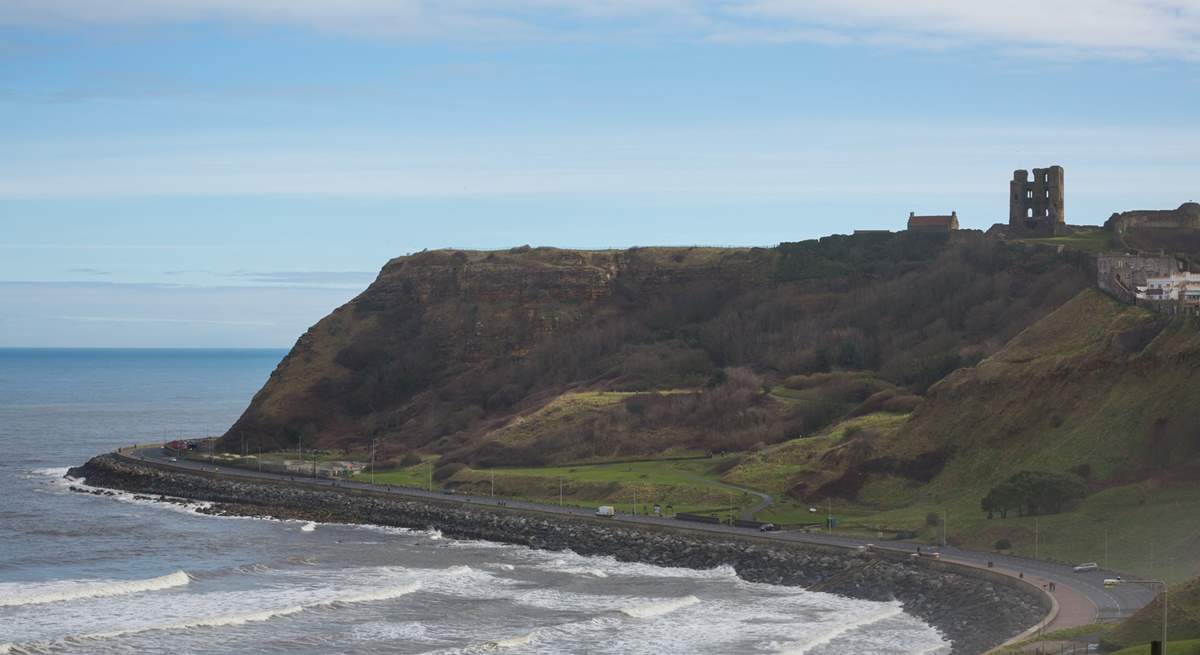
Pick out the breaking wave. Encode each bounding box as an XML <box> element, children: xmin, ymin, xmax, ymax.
<box><xmin>774</xmin><ymin>602</ymin><xmax>905</xmax><ymax>654</ymax></box>
<box><xmin>2</xmin><ymin>582</ymin><xmax>423</xmax><ymax>652</ymax></box>
<box><xmin>0</xmin><ymin>570</ymin><xmax>190</xmax><ymax>608</ymax></box>
<box><xmin>619</xmin><ymin>595</ymin><xmax>701</xmax><ymax>619</ymax></box>
<box><xmin>330</xmin><ymin>582</ymin><xmax>422</xmax><ymax>606</ymax></box>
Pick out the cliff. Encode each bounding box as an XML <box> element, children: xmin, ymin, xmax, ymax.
<box><xmin>222</xmin><ymin>233</ymin><xmax>1092</xmax><ymax>463</ymax></box>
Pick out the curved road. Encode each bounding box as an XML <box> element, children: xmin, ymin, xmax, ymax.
<box><xmin>121</xmin><ymin>445</ymin><xmax>1154</xmax><ymax>633</ymax></box>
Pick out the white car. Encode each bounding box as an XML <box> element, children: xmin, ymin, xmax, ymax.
<box><xmin>1073</xmin><ymin>562</ymin><xmax>1099</xmax><ymax>573</ymax></box>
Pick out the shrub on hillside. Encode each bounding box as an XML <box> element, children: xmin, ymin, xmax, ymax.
<box><xmin>400</xmin><ymin>452</ymin><xmax>423</xmax><ymax>467</ymax></box>
<box><xmin>981</xmin><ymin>470</ymin><xmax>1087</xmax><ymax>518</ymax></box>
<box><xmin>433</xmin><ymin>462</ymin><xmax>467</xmax><ymax>482</ymax></box>
<box><xmin>711</xmin><ymin>455</ymin><xmax>746</xmax><ymax>476</ymax></box>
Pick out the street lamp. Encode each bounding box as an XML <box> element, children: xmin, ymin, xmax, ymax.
<box><xmin>1111</xmin><ymin>578</ymin><xmax>1168</xmax><ymax>650</ymax></box>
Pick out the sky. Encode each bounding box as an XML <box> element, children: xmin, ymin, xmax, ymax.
<box><xmin>2</xmin><ymin>1</ymin><xmax>1199</xmax><ymax>347</ymax></box>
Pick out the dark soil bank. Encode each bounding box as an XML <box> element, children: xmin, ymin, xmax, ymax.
<box><xmin>69</xmin><ymin>454</ymin><xmax>1044</xmax><ymax>654</ymax></box>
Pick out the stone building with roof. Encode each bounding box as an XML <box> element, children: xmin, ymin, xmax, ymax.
<box><xmin>907</xmin><ymin>211</ymin><xmax>959</xmax><ymax>233</ymax></box>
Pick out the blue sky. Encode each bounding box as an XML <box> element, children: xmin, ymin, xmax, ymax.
<box><xmin>2</xmin><ymin>1</ymin><xmax>1199</xmax><ymax>347</ymax></box>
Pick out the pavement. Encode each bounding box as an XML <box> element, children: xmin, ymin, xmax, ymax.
<box><xmin>121</xmin><ymin>444</ymin><xmax>1155</xmax><ymax>634</ymax></box>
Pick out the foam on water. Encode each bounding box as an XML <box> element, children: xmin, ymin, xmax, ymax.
<box><xmin>84</xmin><ymin>603</ymin><xmax>309</xmax><ymax>640</ymax></box>
<box><xmin>50</xmin><ymin>471</ymin><xmax>215</xmax><ymax>516</ymax></box>
<box><xmin>482</xmin><ymin>630</ymin><xmax>538</xmax><ymax>650</ymax></box>
<box><xmin>3</xmin><ymin>581</ymin><xmax>423</xmax><ymax>652</ymax></box>
<box><xmin>300</xmin><ymin>521</ymin><xmax>317</xmax><ymax>532</ymax></box>
<box><xmin>773</xmin><ymin>601</ymin><xmax>905</xmax><ymax>654</ymax></box>
<box><xmin>331</xmin><ymin>582</ymin><xmax>422</xmax><ymax>605</ymax></box>
<box><xmin>0</xmin><ymin>570</ymin><xmax>190</xmax><ymax>608</ymax></box>
<box><xmin>526</xmin><ymin>549</ymin><xmax>740</xmax><ymax>581</ymax></box>
<box><xmin>618</xmin><ymin>594</ymin><xmax>701</xmax><ymax>618</ymax></box>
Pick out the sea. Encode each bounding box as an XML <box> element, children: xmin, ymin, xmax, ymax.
<box><xmin>0</xmin><ymin>348</ymin><xmax>950</xmax><ymax>654</ymax></box>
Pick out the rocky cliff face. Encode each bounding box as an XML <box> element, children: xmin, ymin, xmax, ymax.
<box><xmin>224</xmin><ymin>246</ymin><xmax>765</xmax><ymax>453</ymax></box>
<box><xmin>222</xmin><ymin>235</ymin><xmax>1091</xmax><ymax>461</ymax></box>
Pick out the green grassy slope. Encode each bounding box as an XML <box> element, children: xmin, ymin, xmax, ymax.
<box><xmin>722</xmin><ymin>290</ymin><xmax>1200</xmax><ymax>579</ymax></box>
<box><xmin>1106</xmin><ymin>577</ymin><xmax>1200</xmax><ymax>651</ymax></box>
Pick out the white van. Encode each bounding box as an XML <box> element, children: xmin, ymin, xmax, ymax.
<box><xmin>596</xmin><ymin>506</ymin><xmax>615</xmax><ymax>517</ymax></box>
<box><xmin>1072</xmin><ymin>562</ymin><xmax>1099</xmax><ymax>573</ymax></box>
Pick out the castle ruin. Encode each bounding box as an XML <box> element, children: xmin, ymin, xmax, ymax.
<box><xmin>1009</xmin><ymin>165</ymin><xmax>1065</xmax><ymax>237</ymax></box>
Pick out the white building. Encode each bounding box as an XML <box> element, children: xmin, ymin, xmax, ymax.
<box><xmin>1135</xmin><ymin>272</ymin><xmax>1200</xmax><ymax>302</ymax></box>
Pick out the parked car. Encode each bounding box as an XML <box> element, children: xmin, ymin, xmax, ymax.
<box><xmin>441</xmin><ymin>488</ymin><xmax>456</xmax><ymax>495</ymax></box>
<box><xmin>1073</xmin><ymin>562</ymin><xmax>1099</xmax><ymax>573</ymax></box>
<box><xmin>759</xmin><ymin>523</ymin><xmax>779</xmax><ymax>532</ymax></box>
<box><xmin>596</xmin><ymin>506</ymin><xmax>615</xmax><ymax>517</ymax></box>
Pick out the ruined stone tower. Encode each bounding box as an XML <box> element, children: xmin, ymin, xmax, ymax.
<box><xmin>1009</xmin><ymin>165</ymin><xmax>1064</xmax><ymax>237</ymax></box>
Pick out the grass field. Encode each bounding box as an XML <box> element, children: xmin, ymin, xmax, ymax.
<box><xmin>1110</xmin><ymin>639</ymin><xmax>1200</xmax><ymax>655</ymax></box>
<box><xmin>353</xmin><ymin>454</ymin><xmax>751</xmax><ymax>515</ymax></box>
<box><xmin>351</xmin><ymin>455</ymin><xmax>441</xmax><ymax>489</ymax></box>
<box><xmin>1016</xmin><ymin>229</ymin><xmax>1116</xmax><ymax>253</ymax></box>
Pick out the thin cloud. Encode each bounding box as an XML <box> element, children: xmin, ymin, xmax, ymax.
<box><xmin>227</xmin><ymin>270</ymin><xmax>377</xmax><ymax>286</ymax></box>
<box><xmin>59</xmin><ymin>315</ymin><xmax>278</xmax><ymax>327</ymax></box>
<box><xmin>1</xmin><ymin>1</ymin><xmax>1199</xmax><ymax>59</ymax></box>
<box><xmin>0</xmin><ymin>243</ymin><xmax>221</xmax><ymax>249</ymax></box>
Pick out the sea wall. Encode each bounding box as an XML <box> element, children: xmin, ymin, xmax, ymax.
<box><xmin>68</xmin><ymin>454</ymin><xmax>1045</xmax><ymax>654</ymax></box>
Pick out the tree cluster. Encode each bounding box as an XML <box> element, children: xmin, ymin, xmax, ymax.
<box><xmin>981</xmin><ymin>470</ymin><xmax>1087</xmax><ymax>518</ymax></box>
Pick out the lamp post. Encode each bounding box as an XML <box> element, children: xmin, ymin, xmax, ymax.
<box><xmin>369</xmin><ymin>438</ymin><xmax>375</xmax><ymax>486</ymax></box>
<box><xmin>1114</xmin><ymin>579</ymin><xmax>1168</xmax><ymax>650</ymax></box>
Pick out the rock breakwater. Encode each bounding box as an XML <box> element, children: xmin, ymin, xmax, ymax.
<box><xmin>68</xmin><ymin>454</ymin><xmax>1043</xmax><ymax>654</ymax></box>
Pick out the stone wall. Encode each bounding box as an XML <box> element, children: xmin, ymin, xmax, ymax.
<box><xmin>1097</xmin><ymin>255</ymin><xmax>1178</xmax><ymax>303</ymax></box>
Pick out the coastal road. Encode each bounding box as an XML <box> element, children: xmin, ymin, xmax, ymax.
<box><xmin>124</xmin><ymin>445</ymin><xmax>1155</xmax><ymax>632</ymax></box>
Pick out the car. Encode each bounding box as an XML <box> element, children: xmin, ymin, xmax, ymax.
<box><xmin>1103</xmin><ymin>577</ymin><xmax>1123</xmax><ymax>588</ymax></box>
<box><xmin>596</xmin><ymin>506</ymin><xmax>616</xmax><ymax>517</ymax></box>
<box><xmin>169</xmin><ymin>457</ymin><xmax>178</xmax><ymax>462</ymax></box>
<box><xmin>441</xmin><ymin>488</ymin><xmax>456</xmax><ymax>495</ymax></box>
<box><xmin>1073</xmin><ymin>562</ymin><xmax>1099</xmax><ymax>573</ymax></box>
<box><xmin>758</xmin><ymin>523</ymin><xmax>778</xmax><ymax>532</ymax></box>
